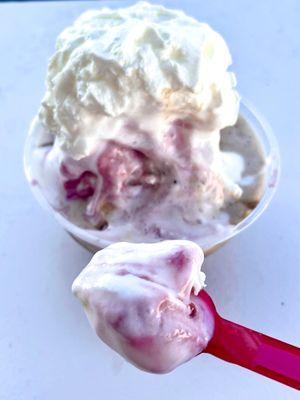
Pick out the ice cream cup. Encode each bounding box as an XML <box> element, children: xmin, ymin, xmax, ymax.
<box><xmin>24</xmin><ymin>99</ymin><xmax>280</xmax><ymax>256</ymax></box>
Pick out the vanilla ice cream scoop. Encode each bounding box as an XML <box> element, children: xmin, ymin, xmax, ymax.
<box><xmin>40</xmin><ymin>1</ymin><xmax>238</xmax><ymax>158</ymax></box>
<box><xmin>26</xmin><ymin>2</ymin><xmax>266</xmax><ymax>249</ymax></box>
<box><xmin>72</xmin><ymin>240</ymin><xmax>214</xmax><ymax>373</ymax></box>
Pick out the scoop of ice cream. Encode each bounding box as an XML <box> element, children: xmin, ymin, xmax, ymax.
<box><xmin>39</xmin><ymin>1</ymin><xmax>239</xmax><ymax>158</ymax></box>
<box><xmin>28</xmin><ymin>2</ymin><xmax>249</xmax><ymax>247</ymax></box>
<box><xmin>72</xmin><ymin>240</ymin><xmax>214</xmax><ymax>373</ymax></box>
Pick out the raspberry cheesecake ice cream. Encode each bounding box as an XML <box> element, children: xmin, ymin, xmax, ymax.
<box><xmin>25</xmin><ymin>2</ymin><xmax>266</xmax><ymax>249</ymax></box>
<box><xmin>72</xmin><ymin>240</ymin><xmax>213</xmax><ymax>373</ymax></box>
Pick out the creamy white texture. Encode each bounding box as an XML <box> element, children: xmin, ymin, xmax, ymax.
<box><xmin>27</xmin><ymin>2</ymin><xmax>260</xmax><ymax>246</ymax></box>
<box><xmin>72</xmin><ymin>240</ymin><xmax>213</xmax><ymax>373</ymax></box>
<box><xmin>39</xmin><ymin>1</ymin><xmax>239</xmax><ymax>158</ymax></box>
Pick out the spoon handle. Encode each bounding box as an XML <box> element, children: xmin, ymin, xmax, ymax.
<box><xmin>205</xmin><ymin>316</ymin><xmax>300</xmax><ymax>390</ymax></box>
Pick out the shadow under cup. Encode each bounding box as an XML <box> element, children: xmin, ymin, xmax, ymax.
<box><xmin>24</xmin><ymin>100</ymin><xmax>280</xmax><ymax>256</ymax></box>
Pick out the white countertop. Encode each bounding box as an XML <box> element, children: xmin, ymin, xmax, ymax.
<box><xmin>0</xmin><ymin>1</ymin><xmax>299</xmax><ymax>399</ymax></box>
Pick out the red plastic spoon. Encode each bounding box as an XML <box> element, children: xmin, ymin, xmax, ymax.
<box><xmin>198</xmin><ymin>291</ymin><xmax>300</xmax><ymax>390</ymax></box>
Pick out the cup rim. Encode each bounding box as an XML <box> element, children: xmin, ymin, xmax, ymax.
<box><xmin>24</xmin><ymin>99</ymin><xmax>281</xmax><ymax>253</ymax></box>
<box><xmin>226</xmin><ymin>99</ymin><xmax>281</xmax><ymax>240</ymax></box>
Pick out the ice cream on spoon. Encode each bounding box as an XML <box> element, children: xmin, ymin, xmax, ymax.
<box><xmin>72</xmin><ymin>240</ymin><xmax>213</xmax><ymax>373</ymax></box>
<box><xmin>73</xmin><ymin>240</ymin><xmax>300</xmax><ymax>389</ymax></box>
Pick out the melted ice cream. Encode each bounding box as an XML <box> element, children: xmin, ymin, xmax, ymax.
<box><xmin>72</xmin><ymin>240</ymin><xmax>213</xmax><ymax>373</ymax></box>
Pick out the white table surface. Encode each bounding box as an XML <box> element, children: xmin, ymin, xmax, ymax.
<box><xmin>0</xmin><ymin>1</ymin><xmax>299</xmax><ymax>399</ymax></box>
